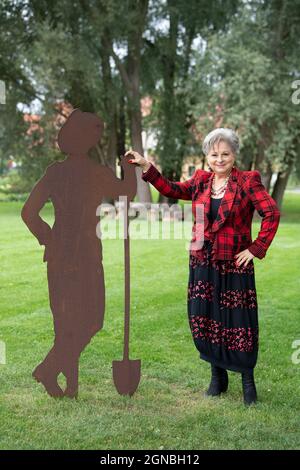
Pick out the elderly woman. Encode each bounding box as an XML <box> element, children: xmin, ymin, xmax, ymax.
<box><xmin>125</xmin><ymin>128</ymin><xmax>280</xmax><ymax>406</ymax></box>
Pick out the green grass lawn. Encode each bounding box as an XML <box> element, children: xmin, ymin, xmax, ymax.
<box><xmin>0</xmin><ymin>191</ymin><xmax>299</xmax><ymax>450</ymax></box>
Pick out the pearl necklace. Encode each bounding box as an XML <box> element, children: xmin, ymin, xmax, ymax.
<box><xmin>211</xmin><ymin>171</ymin><xmax>232</xmax><ymax>197</ymax></box>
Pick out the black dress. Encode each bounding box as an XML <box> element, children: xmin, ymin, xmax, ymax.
<box><xmin>187</xmin><ymin>197</ymin><xmax>259</xmax><ymax>373</ymax></box>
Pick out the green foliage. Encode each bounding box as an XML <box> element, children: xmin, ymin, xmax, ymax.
<box><xmin>0</xmin><ymin>0</ymin><xmax>299</xmax><ymax>194</ymax></box>
<box><xmin>189</xmin><ymin>1</ymin><xmax>300</xmax><ymax>174</ymax></box>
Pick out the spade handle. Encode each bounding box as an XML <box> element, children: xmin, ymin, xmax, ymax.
<box><xmin>123</xmin><ymin>197</ymin><xmax>130</xmax><ymax>361</ymax></box>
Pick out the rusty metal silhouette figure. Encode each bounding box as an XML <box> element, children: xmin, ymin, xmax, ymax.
<box><xmin>21</xmin><ymin>109</ymin><xmax>137</xmax><ymax>398</ymax></box>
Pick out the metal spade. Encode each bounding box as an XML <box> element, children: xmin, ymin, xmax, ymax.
<box><xmin>112</xmin><ymin>196</ymin><xmax>141</xmax><ymax>396</ymax></box>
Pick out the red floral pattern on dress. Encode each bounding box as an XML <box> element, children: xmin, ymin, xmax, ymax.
<box><xmin>188</xmin><ymin>280</ymin><xmax>214</xmax><ymax>301</ymax></box>
<box><xmin>189</xmin><ymin>252</ymin><xmax>210</xmax><ymax>269</ymax></box>
<box><xmin>189</xmin><ymin>315</ymin><xmax>258</xmax><ymax>353</ymax></box>
<box><xmin>189</xmin><ymin>253</ymin><xmax>254</xmax><ymax>274</ymax></box>
<box><xmin>218</xmin><ymin>259</ymin><xmax>254</xmax><ymax>275</ymax></box>
<box><xmin>220</xmin><ymin>289</ymin><xmax>257</xmax><ymax>309</ymax></box>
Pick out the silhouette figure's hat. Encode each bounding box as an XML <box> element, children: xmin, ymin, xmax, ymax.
<box><xmin>57</xmin><ymin>108</ymin><xmax>104</xmax><ymax>155</ymax></box>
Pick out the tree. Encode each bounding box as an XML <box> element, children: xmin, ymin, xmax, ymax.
<box><xmin>188</xmin><ymin>0</ymin><xmax>300</xmax><ymax>208</ymax></box>
<box><xmin>142</xmin><ymin>0</ymin><xmax>239</xmax><ymax>203</ymax></box>
<box><xmin>99</xmin><ymin>0</ymin><xmax>152</xmax><ymax>202</ymax></box>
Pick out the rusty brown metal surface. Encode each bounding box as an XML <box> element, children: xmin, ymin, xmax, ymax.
<box><xmin>21</xmin><ymin>109</ymin><xmax>138</xmax><ymax>398</ymax></box>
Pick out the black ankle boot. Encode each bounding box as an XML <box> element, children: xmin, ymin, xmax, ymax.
<box><xmin>241</xmin><ymin>370</ymin><xmax>257</xmax><ymax>405</ymax></box>
<box><xmin>205</xmin><ymin>364</ymin><xmax>228</xmax><ymax>396</ymax></box>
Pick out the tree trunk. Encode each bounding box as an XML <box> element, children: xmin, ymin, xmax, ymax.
<box><xmin>262</xmin><ymin>160</ymin><xmax>273</xmax><ymax>193</ymax></box>
<box><xmin>157</xmin><ymin>3</ymin><xmax>197</xmax><ymax>206</ymax></box>
<box><xmin>271</xmin><ymin>158</ymin><xmax>294</xmax><ymax>210</ymax></box>
<box><xmin>108</xmin><ymin>0</ymin><xmax>152</xmax><ymax>203</ymax></box>
<box><xmin>117</xmin><ymin>94</ymin><xmax>126</xmax><ymax>159</ymax></box>
<box><xmin>127</xmin><ymin>78</ymin><xmax>151</xmax><ymax>202</ymax></box>
<box><xmin>100</xmin><ymin>38</ymin><xmax>119</xmax><ymax>173</ymax></box>
<box><xmin>157</xmin><ymin>3</ymin><xmax>182</xmax><ymax>206</ymax></box>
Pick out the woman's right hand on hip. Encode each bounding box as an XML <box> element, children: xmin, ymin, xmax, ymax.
<box><xmin>124</xmin><ymin>149</ymin><xmax>151</xmax><ymax>173</ymax></box>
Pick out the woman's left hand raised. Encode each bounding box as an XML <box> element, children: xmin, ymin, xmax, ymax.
<box><xmin>234</xmin><ymin>248</ymin><xmax>255</xmax><ymax>266</ymax></box>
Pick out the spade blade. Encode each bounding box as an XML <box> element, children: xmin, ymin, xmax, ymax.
<box><xmin>112</xmin><ymin>358</ymin><xmax>141</xmax><ymax>396</ymax></box>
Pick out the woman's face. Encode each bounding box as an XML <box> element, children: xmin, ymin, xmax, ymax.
<box><xmin>206</xmin><ymin>140</ymin><xmax>235</xmax><ymax>176</ymax></box>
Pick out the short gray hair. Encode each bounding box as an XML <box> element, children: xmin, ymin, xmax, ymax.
<box><xmin>202</xmin><ymin>128</ymin><xmax>239</xmax><ymax>156</ymax></box>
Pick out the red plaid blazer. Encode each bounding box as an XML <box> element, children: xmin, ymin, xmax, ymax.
<box><xmin>141</xmin><ymin>164</ymin><xmax>280</xmax><ymax>260</ymax></box>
